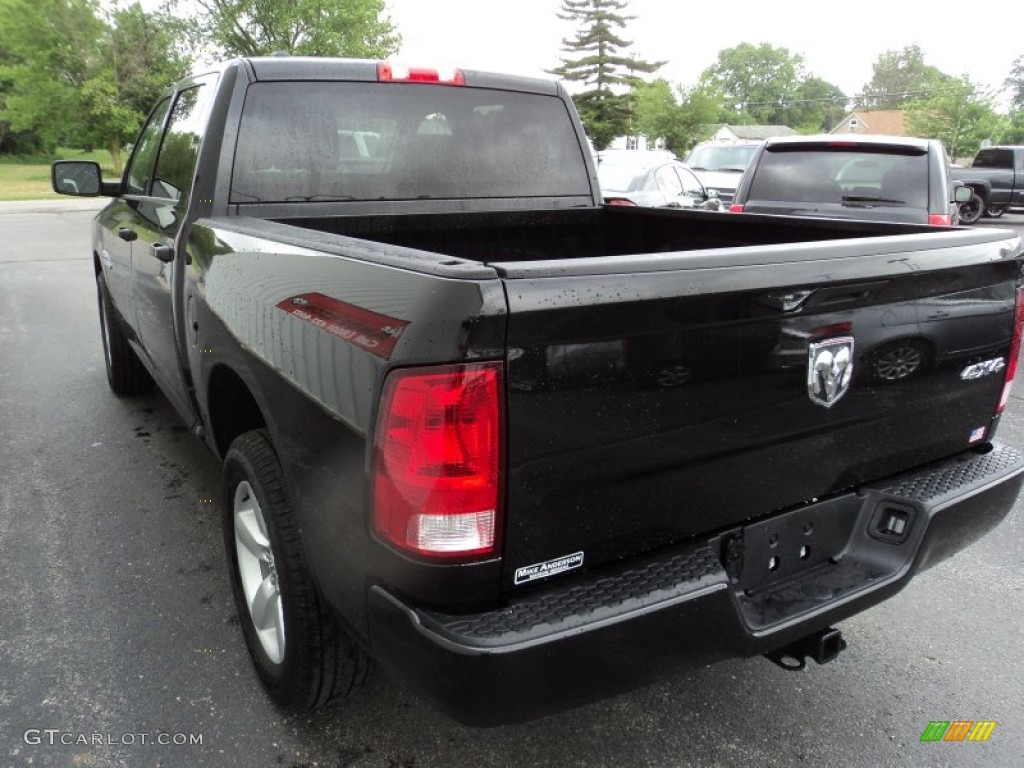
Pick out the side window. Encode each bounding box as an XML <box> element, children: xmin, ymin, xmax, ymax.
<box><xmin>973</xmin><ymin>149</ymin><xmax>1013</xmax><ymax>169</ymax></box>
<box><xmin>123</xmin><ymin>97</ymin><xmax>172</xmax><ymax>196</ymax></box>
<box><xmin>152</xmin><ymin>83</ymin><xmax>214</xmax><ymax>209</ymax></box>
<box><xmin>656</xmin><ymin>166</ymin><xmax>684</xmax><ymax>197</ymax></box>
<box><xmin>676</xmin><ymin>167</ymin><xmax>705</xmax><ymax>198</ymax></box>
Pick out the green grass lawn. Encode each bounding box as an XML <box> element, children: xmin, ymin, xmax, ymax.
<box><xmin>0</xmin><ymin>149</ymin><xmax>117</xmax><ymax>201</ymax></box>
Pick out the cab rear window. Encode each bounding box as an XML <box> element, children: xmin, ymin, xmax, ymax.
<box><xmin>230</xmin><ymin>82</ymin><xmax>591</xmax><ymax>204</ymax></box>
<box><xmin>747</xmin><ymin>147</ymin><xmax>929</xmax><ymax>208</ymax></box>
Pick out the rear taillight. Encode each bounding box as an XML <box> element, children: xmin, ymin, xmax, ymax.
<box><xmin>377</xmin><ymin>62</ymin><xmax>465</xmax><ymax>85</ymax></box>
<box><xmin>728</xmin><ymin>204</ymin><xmax>745</xmax><ymax>213</ymax></box>
<box><xmin>373</xmin><ymin>362</ymin><xmax>502</xmax><ymax>559</ymax></box>
<box><xmin>997</xmin><ymin>284</ymin><xmax>1024</xmax><ymax>414</ymax></box>
<box><xmin>605</xmin><ymin>198</ymin><xmax>637</xmax><ymax>207</ymax></box>
<box><xmin>928</xmin><ymin>214</ymin><xmax>952</xmax><ymax>226</ymax></box>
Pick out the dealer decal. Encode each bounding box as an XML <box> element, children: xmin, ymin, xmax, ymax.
<box><xmin>514</xmin><ymin>551</ymin><xmax>584</xmax><ymax>585</ymax></box>
<box><xmin>276</xmin><ymin>293</ymin><xmax>408</xmax><ymax>360</ymax></box>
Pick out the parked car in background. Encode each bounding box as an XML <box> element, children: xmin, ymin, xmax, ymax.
<box><xmin>597</xmin><ymin>151</ymin><xmax>721</xmax><ymax>210</ymax></box>
<box><xmin>950</xmin><ymin>145</ymin><xmax>1024</xmax><ymax>224</ymax></box>
<box><xmin>729</xmin><ymin>135</ymin><xmax>971</xmax><ymax>226</ymax></box>
<box><xmin>683</xmin><ymin>140</ymin><xmax>761</xmax><ymax>206</ymax></box>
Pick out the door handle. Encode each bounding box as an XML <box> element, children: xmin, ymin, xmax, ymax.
<box><xmin>152</xmin><ymin>243</ymin><xmax>174</xmax><ymax>263</ymax></box>
<box><xmin>117</xmin><ymin>228</ymin><xmax>138</xmax><ymax>242</ymax></box>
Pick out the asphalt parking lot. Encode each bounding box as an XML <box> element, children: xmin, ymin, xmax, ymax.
<box><xmin>1</xmin><ymin>201</ymin><xmax>1023</xmax><ymax>767</ymax></box>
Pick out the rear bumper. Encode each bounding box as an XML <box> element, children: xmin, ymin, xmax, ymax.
<box><xmin>367</xmin><ymin>443</ymin><xmax>1024</xmax><ymax>726</ymax></box>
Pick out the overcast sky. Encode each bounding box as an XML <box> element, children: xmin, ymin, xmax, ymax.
<box><xmin>384</xmin><ymin>0</ymin><xmax>1019</xmax><ymax>107</ymax></box>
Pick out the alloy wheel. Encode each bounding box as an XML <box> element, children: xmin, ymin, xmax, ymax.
<box><xmin>233</xmin><ymin>480</ymin><xmax>286</xmax><ymax>665</ymax></box>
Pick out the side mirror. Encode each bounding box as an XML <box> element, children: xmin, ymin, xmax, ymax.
<box><xmin>954</xmin><ymin>185</ymin><xmax>973</xmax><ymax>203</ymax></box>
<box><xmin>51</xmin><ymin>161</ymin><xmax>103</xmax><ymax>197</ymax></box>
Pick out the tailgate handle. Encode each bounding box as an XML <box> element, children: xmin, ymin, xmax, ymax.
<box><xmin>816</xmin><ymin>289</ymin><xmax>871</xmax><ymax>306</ymax></box>
<box><xmin>809</xmin><ymin>280</ymin><xmax>890</xmax><ymax>308</ymax></box>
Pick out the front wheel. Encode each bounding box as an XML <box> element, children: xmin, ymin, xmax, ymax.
<box><xmin>96</xmin><ymin>272</ymin><xmax>152</xmax><ymax>394</ymax></box>
<box><xmin>222</xmin><ymin>430</ymin><xmax>368</xmax><ymax>708</ymax></box>
<box><xmin>958</xmin><ymin>193</ymin><xmax>984</xmax><ymax>225</ymax></box>
<box><xmin>984</xmin><ymin>206</ymin><xmax>1005</xmax><ymax>218</ymax></box>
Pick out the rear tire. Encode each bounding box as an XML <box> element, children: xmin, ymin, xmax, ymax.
<box><xmin>96</xmin><ymin>272</ymin><xmax>153</xmax><ymax>395</ymax></box>
<box><xmin>222</xmin><ymin>429</ymin><xmax>368</xmax><ymax>709</ymax></box>
<box><xmin>958</xmin><ymin>193</ymin><xmax>984</xmax><ymax>225</ymax></box>
<box><xmin>984</xmin><ymin>206</ymin><xmax>1005</xmax><ymax>218</ymax></box>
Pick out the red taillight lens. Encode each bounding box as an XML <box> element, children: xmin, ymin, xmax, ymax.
<box><xmin>997</xmin><ymin>284</ymin><xmax>1024</xmax><ymax>413</ymax></box>
<box><xmin>728</xmin><ymin>204</ymin><xmax>745</xmax><ymax>213</ymax></box>
<box><xmin>377</xmin><ymin>62</ymin><xmax>465</xmax><ymax>85</ymax></box>
<box><xmin>605</xmin><ymin>198</ymin><xmax>637</xmax><ymax>207</ymax></box>
<box><xmin>928</xmin><ymin>214</ymin><xmax>952</xmax><ymax>226</ymax></box>
<box><xmin>373</xmin><ymin>362</ymin><xmax>502</xmax><ymax>559</ymax></box>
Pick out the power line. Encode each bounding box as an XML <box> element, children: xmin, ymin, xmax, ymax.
<box><xmin>734</xmin><ymin>85</ymin><xmax>1007</xmax><ymax>108</ymax></box>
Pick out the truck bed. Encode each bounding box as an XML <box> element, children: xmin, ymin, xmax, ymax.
<box><xmin>198</xmin><ymin>207</ymin><xmax>1023</xmax><ymax>591</ymax></box>
<box><xmin>258</xmin><ymin>205</ymin><xmax>952</xmax><ymax>264</ymax></box>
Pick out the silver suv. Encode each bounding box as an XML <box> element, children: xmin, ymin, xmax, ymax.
<box><xmin>682</xmin><ymin>141</ymin><xmax>761</xmax><ymax>205</ymax></box>
<box><xmin>730</xmin><ymin>135</ymin><xmax>972</xmax><ymax>226</ymax></box>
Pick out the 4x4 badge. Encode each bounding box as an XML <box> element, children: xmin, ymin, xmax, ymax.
<box><xmin>808</xmin><ymin>337</ymin><xmax>854</xmax><ymax>408</ymax></box>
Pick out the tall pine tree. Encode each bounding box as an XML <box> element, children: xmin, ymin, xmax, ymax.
<box><xmin>549</xmin><ymin>0</ymin><xmax>661</xmax><ymax>150</ymax></box>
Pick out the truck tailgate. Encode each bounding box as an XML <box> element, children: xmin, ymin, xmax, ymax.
<box><xmin>492</xmin><ymin>230</ymin><xmax>1022</xmax><ymax>590</ymax></box>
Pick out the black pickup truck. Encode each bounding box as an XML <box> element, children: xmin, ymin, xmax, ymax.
<box><xmin>951</xmin><ymin>145</ymin><xmax>1024</xmax><ymax>224</ymax></box>
<box><xmin>52</xmin><ymin>57</ymin><xmax>1024</xmax><ymax>726</ymax></box>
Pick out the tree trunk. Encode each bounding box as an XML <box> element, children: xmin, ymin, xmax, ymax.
<box><xmin>109</xmin><ymin>140</ymin><xmax>123</xmax><ymax>176</ymax></box>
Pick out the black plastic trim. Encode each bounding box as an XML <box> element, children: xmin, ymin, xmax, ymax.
<box><xmin>366</xmin><ymin>442</ymin><xmax>1024</xmax><ymax>725</ymax></box>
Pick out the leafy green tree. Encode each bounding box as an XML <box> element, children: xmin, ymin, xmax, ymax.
<box><xmin>856</xmin><ymin>45</ymin><xmax>954</xmax><ymax>109</ymax></box>
<box><xmin>631</xmin><ymin>79</ymin><xmax>681</xmax><ymax>149</ymax></box>
<box><xmin>632</xmin><ymin>79</ymin><xmax>729</xmax><ymax>153</ymax></box>
<box><xmin>995</xmin><ymin>111</ymin><xmax>1024</xmax><ymax>144</ymax></box>
<box><xmin>1006</xmin><ymin>54</ymin><xmax>1024</xmax><ymax>112</ymax></box>
<box><xmin>698</xmin><ymin>43</ymin><xmax>807</xmax><ymax>125</ymax></box>
<box><xmin>1007</xmin><ymin>52</ymin><xmax>1024</xmax><ymax>131</ymax></box>
<box><xmin>0</xmin><ymin>0</ymin><xmax>103</xmax><ymax>152</ymax></box>
<box><xmin>82</xmin><ymin>3</ymin><xmax>191</xmax><ymax>172</ymax></box>
<box><xmin>904</xmin><ymin>76</ymin><xmax>1001</xmax><ymax>159</ymax></box>
<box><xmin>194</xmin><ymin>0</ymin><xmax>399</xmax><ymax>58</ymax></box>
<box><xmin>550</xmin><ymin>0</ymin><xmax>662</xmax><ymax>150</ymax></box>
<box><xmin>788</xmin><ymin>77</ymin><xmax>848</xmax><ymax>133</ymax></box>
<box><xmin>992</xmin><ymin>54</ymin><xmax>1024</xmax><ymax>144</ymax></box>
<box><xmin>0</xmin><ymin>0</ymin><xmax>188</xmax><ymax>170</ymax></box>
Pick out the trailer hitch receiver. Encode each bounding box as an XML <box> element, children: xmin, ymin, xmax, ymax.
<box><xmin>764</xmin><ymin>627</ymin><xmax>846</xmax><ymax>671</ymax></box>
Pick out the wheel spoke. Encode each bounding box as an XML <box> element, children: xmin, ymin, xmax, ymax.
<box><xmin>273</xmin><ymin>602</ymin><xmax>286</xmax><ymax>660</ymax></box>
<box><xmin>250</xmin><ymin>575</ymin><xmax>280</xmax><ymax>631</ymax></box>
<box><xmin>235</xmin><ymin>508</ymin><xmax>269</xmax><ymax>559</ymax></box>
<box><xmin>232</xmin><ymin>475</ymin><xmax>286</xmax><ymax>664</ymax></box>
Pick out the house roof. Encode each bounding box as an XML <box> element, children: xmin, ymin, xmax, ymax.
<box><xmin>831</xmin><ymin>110</ymin><xmax>907</xmax><ymax>136</ymax></box>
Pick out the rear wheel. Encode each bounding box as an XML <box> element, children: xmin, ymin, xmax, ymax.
<box><xmin>958</xmin><ymin>193</ymin><xmax>984</xmax><ymax>225</ymax></box>
<box><xmin>223</xmin><ymin>429</ymin><xmax>368</xmax><ymax>708</ymax></box>
<box><xmin>96</xmin><ymin>272</ymin><xmax>152</xmax><ymax>394</ymax></box>
<box><xmin>984</xmin><ymin>206</ymin><xmax>1005</xmax><ymax>218</ymax></box>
